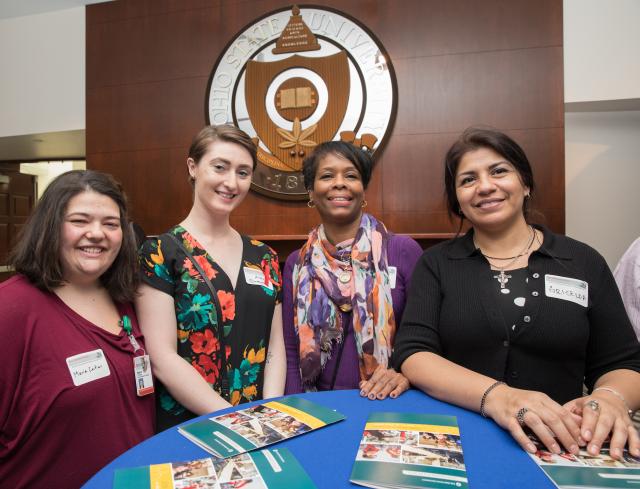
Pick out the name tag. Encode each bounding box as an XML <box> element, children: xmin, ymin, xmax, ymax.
<box><xmin>243</xmin><ymin>266</ymin><xmax>273</xmax><ymax>289</ymax></box>
<box><xmin>388</xmin><ymin>266</ymin><xmax>397</xmax><ymax>289</ymax></box>
<box><xmin>66</xmin><ymin>349</ymin><xmax>110</xmax><ymax>386</ymax></box>
<box><xmin>545</xmin><ymin>274</ymin><xmax>588</xmax><ymax>307</ymax></box>
<box><xmin>134</xmin><ymin>355</ymin><xmax>155</xmax><ymax>396</ymax></box>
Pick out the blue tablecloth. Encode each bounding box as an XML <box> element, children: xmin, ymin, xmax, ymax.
<box><xmin>82</xmin><ymin>389</ymin><xmax>554</xmax><ymax>488</ymax></box>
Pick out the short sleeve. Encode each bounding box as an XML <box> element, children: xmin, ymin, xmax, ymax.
<box><xmin>138</xmin><ymin>236</ymin><xmax>176</xmax><ymax>296</ymax></box>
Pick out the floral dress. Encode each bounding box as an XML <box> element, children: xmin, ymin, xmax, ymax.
<box><xmin>139</xmin><ymin>225</ymin><xmax>281</xmax><ymax>430</ymax></box>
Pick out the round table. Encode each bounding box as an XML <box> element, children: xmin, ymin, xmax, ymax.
<box><xmin>82</xmin><ymin>389</ymin><xmax>553</xmax><ymax>488</ymax></box>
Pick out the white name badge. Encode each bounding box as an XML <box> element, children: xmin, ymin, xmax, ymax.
<box><xmin>545</xmin><ymin>274</ymin><xmax>588</xmax><ymax>307</ymax></box>
<box><xmin>243</xmin><ymin>266</ymin><xmax>273</xmax><ymax>289</ymax></box>
<box><xmin>66</xmin><ymin>349</ymin><xmax>110</xmax><ymax>386</ymax></box>
<box><xmin>388</xmin><ymin>266</ymin><xmax>397</xmax><ymax>289</ymax></box>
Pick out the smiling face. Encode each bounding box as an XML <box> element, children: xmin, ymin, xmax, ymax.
<box><xmin>187</xmin><ymin>140</ymin><xmax>254</xmax><ymax>217</ymax></box>
<box><xmin>455</xmin><ymin>147</ymin><xmax>529</xmax><ymax>231</ymax></box>
<box><xmin>59</xmin><ymin>190</ymin><xmax>123</xmax><ymax>286</ymax></box>
<box><xmin>309</xmin><ymin>152</ymin><xmax>365</xmax><ymax>226</ymax></box>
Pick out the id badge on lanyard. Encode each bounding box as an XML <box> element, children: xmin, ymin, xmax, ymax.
<box><xmin>121</xmin><ymin>315</ymin><xmax>154</xmax><ymax>396</ymax></box>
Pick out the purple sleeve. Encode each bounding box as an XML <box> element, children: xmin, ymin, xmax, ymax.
<box><xmin>283</xmin><ymin>250</ymin><xmax>304</xmax><ymax>394</ymax></box>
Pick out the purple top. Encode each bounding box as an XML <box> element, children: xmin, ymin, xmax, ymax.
<box><xmin>283</xmin><ymin>234</ymin><xmax>423</xmax><ymax>393</ymax></box>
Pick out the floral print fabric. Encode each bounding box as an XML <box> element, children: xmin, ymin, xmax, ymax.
<box><xmin>139</xmin><ymin>225</ymin><xmax>281</xmax><ymax>430</ymax></box>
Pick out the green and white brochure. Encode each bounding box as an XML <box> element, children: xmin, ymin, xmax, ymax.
<box><xmin>113</xmin><ymin>447</ymin><xmax>317</xmax><ymax>489</ymax></box>
<box><xmin>528</xmin><ymin>435</ymin><xmax>640</xmax><ymax>488</ymax></box>
<box><xmin>178</xmin><ymin>396</ymin><xmax>345</xmax><ymax>458</ymax></box>
<box><xmin>350</xmin><ymin>412</ymin><xmax>469</xmax><ymax>489</ymax></box>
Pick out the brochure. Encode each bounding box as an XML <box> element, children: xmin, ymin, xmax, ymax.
<box><xmin>113</xmin><ymin>447</ymin><xmax>316</xmax><ymax>489</ymax></box>
<box><xmin>528</xmin><ymin>434</ymin><xmax>640</xmax><ymax>488</ymax></box>
<box><xmin>350</xmin><ymin>412</ymin><xmax>469</xmax><ymax>489</ymax></box>
<box><xmin>178</xmin><ymin>396</ymin><xmax>345</xmax><ymax>458</ymax></box>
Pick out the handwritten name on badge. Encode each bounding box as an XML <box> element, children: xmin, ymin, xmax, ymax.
<box><xmin>388</xmin><ymin>266</ymin><xmax>397</xmax><ymax>289</ymax></box>
<box><xmin>244</xmin><ymin>266</ymin><xmax>273</xmax><ymax>290</ymax></box>
<box><xmin>66</xmin><ymin>349</ymin><xmax>110</xmax><ymax>386</ymax></box>
<box><xmin>545</xmin><ymin>274</ymin><xmax>588</xmax><ymax>307</ymax></box>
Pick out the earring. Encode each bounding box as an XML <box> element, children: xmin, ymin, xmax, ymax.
<box><xmin>361</xmin><ymin>200</ymin><xmax>368</xmax><ymax>208</ymax></box>
<box><xmin>307</xmin><ymin>199</ymin><xmax>315</xmax><ymax>208</ymax></box>
<box><xmin>525</xmin><ymin>191</ymin><xmax>530</xmax><ymax>199</ymax></box>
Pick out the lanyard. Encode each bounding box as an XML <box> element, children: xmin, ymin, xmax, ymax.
<box><xmin>121</xmin><ymin>315</ymin><xmax>144</xmax><ymax>355</ymax></box>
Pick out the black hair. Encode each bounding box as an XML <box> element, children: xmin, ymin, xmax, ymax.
<box><xmin>302</xmin><ymin>141</ymin><xmax>374</xmax><ymax>191</ymax></box>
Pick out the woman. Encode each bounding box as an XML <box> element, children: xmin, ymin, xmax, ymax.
<box><xmin>0</xmin><ymin>170</ymin><xmax>154</xmax><ymax>489</ymax></box>
<box><xmin>394</xmin><ymin>127</ymin><xmax>640</xmax><ymax>460</ymax></box>
<box><xmin>137</xmin><ymin>125</ymin><xmax>285</xmax><ymax>431</ymax></box>
<box><xmin>283</xmin><ymin>141</ymin><xmax>422</xmax><ymax>398</ymax></box>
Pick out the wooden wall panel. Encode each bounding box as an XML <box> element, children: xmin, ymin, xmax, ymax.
<box><xmin>86</xmin><ymin>0</ymin><xmax>564</xmax><ymax>253</ymax></box>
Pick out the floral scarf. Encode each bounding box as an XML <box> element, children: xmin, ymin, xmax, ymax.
<box><xmin>292</xmin><ymin>213</ymin><xmax>396</xmax><ymax>389</ymax></box>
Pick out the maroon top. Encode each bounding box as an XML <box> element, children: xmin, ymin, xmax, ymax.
<box><xmin>0</xmin><ymin>275</ymin><xmax>155</xmax><ymax>489</ymax></box>
<box><xmin>283</xmin><ymin>234</ymin><xmax>423</xmax><ymax>393</ymax></box>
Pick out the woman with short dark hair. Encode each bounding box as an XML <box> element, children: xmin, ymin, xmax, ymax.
<box><xmin>0</xmin><ymin>170</ymin><xmax>154</xmax><ymax>488</ymax></box>
<box><xmin>283</xmin><ymin>141</ymin><xmax>422</xmax><ymax>397</ymax></box>
<box><xmin>137</xmin><ymin>125</ymin><xmax>285</xmax><ymax>431</ymax></box>
<box><xmin>394</xmin><ymin>127</ymin><xmax>640</xmax><ymax>460</ymax></box>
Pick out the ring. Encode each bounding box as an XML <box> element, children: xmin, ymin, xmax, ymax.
<box><xmin>516</xmin><ymin>407</ymin><xmax>529</xmax><ymax>426</ymax></box>
<box><xmin>586</xmin><ymin>399</ymin><xmax>600</xmax><ymax>412</ymax></box>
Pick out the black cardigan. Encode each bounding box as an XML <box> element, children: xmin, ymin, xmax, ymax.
<box><xmin>393</xmin><ymin>226</ymin><xmax>640</xmax><ymax>404</ymax></box>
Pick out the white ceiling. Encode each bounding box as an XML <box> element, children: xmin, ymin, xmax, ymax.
<box><xmin>0</xmin><ymin>0</ymin><xmax>110</xmax><ymax>19</ymax></box>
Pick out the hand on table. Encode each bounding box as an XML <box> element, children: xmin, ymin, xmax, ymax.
<box><xmin>483</xmin><ymin>384</ymin><xmax>582</xmax><ymax>455</ymax></box>
<box><xmin>359</xmin><ymin>365</ymin><xmax>409</xmax><ymax>400</ymax></box>
<box><xmin>564</xmin><ymin>391</ymin><xmax>640</xmax><ymax>459</ymax></box>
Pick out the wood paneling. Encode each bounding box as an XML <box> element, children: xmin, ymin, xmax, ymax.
<box><xmin>87</xmin><ymin>0</ymin><xmax>564</xmax><ymax>255</ymax></box>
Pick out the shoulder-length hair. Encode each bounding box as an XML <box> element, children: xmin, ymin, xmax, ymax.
<box><xmin>9</xmin><ymin>170</ymin><xmax>139</xmax><ymax>303</ymax></box>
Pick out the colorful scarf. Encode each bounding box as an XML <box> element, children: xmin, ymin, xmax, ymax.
<box><xmin>292</xmin><ymin>213</ymin><xmax>396</xmax><ymax>389</ymax></box>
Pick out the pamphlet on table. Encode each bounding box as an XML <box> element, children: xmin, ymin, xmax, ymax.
<box><xmin>112</xmin><ymin>447</ymin><xmax>316</xmax><ymax>488</ymax></box>
<box><xmin>350</xmin><ymin>412</ymin><xmax>469</xmax><ymax>489</ymax></box>
<box><xmin>179</xmin><ymin>396</ymin><xmax>345</xmax><ymax>458</ymax></box>
<box><xmin>528</xmin><ymin>434</ymin><xmax>640</xmax><ymax>488</ymax></box>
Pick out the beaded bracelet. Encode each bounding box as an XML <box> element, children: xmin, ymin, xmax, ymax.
<box><xmin>480</xmin><ymin>381</ymin><xmax>506</xmax><ymax>418</ymax></box>
<box><xmin>593</xmin><ymin>386</ymin><xmax>634</xmax><ymax>416</ymax></box>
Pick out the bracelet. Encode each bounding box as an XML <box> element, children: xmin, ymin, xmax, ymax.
<box><xmin>593</xmin><ymin>387</ymin><xmax>634</xmax><ymax>416</ymax></box>
<box><xmin>480</xmin><ymin>381</ymin><xmax>506</xmax><ymax>418</ymax></box>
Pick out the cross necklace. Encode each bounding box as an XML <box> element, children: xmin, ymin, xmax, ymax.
<box><xmin>476</xmin><ymin>226</ymin><xmax>535</xmax><ymax>289</ymax></box>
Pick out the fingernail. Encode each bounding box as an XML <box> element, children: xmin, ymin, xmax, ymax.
<box><xmin>377</xmin><ymin>393</ymin><xmax>384</xmax><ymax>399</ymax></box>
<box><xmin>369</xmin><ymin>394</ymin><xmax>375</xmax><ymax>400</ymax></box>
<box><xmin>390</xmin><ymin>393</ymin><xmax>397</xmax><ymax>398</ymax></box>
<box><xmin>360</xmin><ymin>390</ymin><xmax>366</xmax><ymax>396</ymax></box>
<box><xmin>569</xmin><ymin>444</ymin><xmax>578</xmax><ymax>454</ymax></box>
<box><xmin>588</xmin><ymin>444</ymin><xmax>598</xmax><ymax>455</ymax></box>
<box><xmin>611</xmin><ymin>448</ymin><xmax>621</xmax><ymax>459</ymax></box>
<box><xmin>551</xmin><ymin>443</ymin><xmax>560</xmax><ymax>454</ymax></box>
<box><xmin>526</xmin><ymin>443</ymin><xmax>536</xmax><ymax>453</ymax></box>
<box><xmin>583</xmin><ymin>430</ymin><xmax>592</xmax><ymax>440</ymax></box>
<box><xmin>578</xmin><ymin>436</ymin><xmax>586</xmax><ymax>446</ymax></box>
<box><xmin>632</xmin><ymin>448</ymin><xmax>640</xmax><ymax>457</ymax></box>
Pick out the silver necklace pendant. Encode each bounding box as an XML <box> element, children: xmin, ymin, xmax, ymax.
<box><xmin>494</xmin><ymin>270</ymin><xmax>512</xmax><ymax>288</ymax></box>
<box><xmin>339</xmin><ymin>271</ymin><xmax>351</xmax><ymax>284</ymax></box>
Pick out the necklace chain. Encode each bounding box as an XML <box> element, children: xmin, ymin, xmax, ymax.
<box><xmin>475</xmin><ymin>226</ymin><xmax>536</xmax><ymax>289</ymax></box>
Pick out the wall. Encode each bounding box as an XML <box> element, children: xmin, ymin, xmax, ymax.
<box><xmin>564</xmin><ymin>0</ymin><xmax>640</xmax><ymax>103</ymax></box>
<box><xmin>86</xmin><ymin>0</ymin><xmax>564</xmax><ymax>251</ymax></box>
<box><xmin>565</xmin><ymin>111</ymin><xmax>640</xmax><ymax>266</ymax></box>
<box><xmin>0</xmin><ymin>7</ymin><xmax>85</xmax><ymax>138</ymax></box>
<box><xmin>563</xmin><ymin>0</ymin><xmax>640</xmax><ymax>267</ymax></box>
